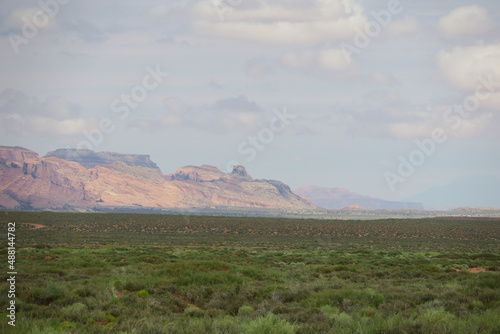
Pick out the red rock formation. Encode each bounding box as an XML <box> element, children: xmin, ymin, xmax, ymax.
<box><xmin>0</xmin><ymin>146</ymin><xmax>39</xmax><ymax>165</ymax></box>
<box><xmin>0</xmin><ymin>146</ymin><xmax>316</xmax><ymax>211</ymax></box>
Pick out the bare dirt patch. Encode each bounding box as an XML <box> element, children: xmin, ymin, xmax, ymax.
<box><xmin>95</xmin><ymin>320</ymin><xmax>108</xmax><ymax>326</ymax></box>
<box><xmin>451</xmin><ymin>266</ymin><xmax>488</xmax><ymax>273</ymax></box>
<box><xmin>22</xmin><ymin>223</ymin><xmax>46</xmax><ymax>229</ymax></box>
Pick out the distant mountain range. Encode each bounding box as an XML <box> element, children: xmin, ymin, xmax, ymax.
<box><xmin>0</xmin><ymin>146</ymin><xmax>314</xmax><ymax>211</ymax></box>
<box><xmin>0</xmin><ymin>146</ymin><xmax>425</xmax><ymax>212</ymax></box>
<box><xmin>295</xmin><ymin>185</ymin><xmax>423</xmax><ymax>210</ymax></box>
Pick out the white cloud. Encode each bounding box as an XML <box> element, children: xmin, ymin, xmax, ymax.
<box><xmin>437</xmin><ymin>5</ymin><xmax>494</xmax><ymax>37</ymax></box>
<box><xmin>325</xmin><ymin>92</ymin><xmax>445</xmax><ymax>140</ymax></box>
<box><xmin>281</xmin><ymin>47</ymin><xmax>360</xmax><ymax>77</ymax></box>
<box><xmin>244</xmin><ymin>57</ymin><xmax>274</xmax><ymax>78</ymax></box>
<box><xmin>40</xmin><ymin>96</ymin><xmax>79</xmax><ymax>120</ymax></box>
<box><xmin>319</xmin><ymin>49</ymin><xmax>353</xmax><ymax>71</ymax></box>
<box><xmin>0</xmin><ymin>90</ymin><xmax>89</xmax><ymax>137</ymax></box>
<box><xmin>5</xmin><ymin>116</ymin><xmax>88</xmax><ymax>137</ymax></box>
<box><xmin>435</xmin><ymin>43</ymin><xmax>500</xmax><ymax>92</ymax></box>
<box><xmin>148</xmin><ymin>4</ymin><xmax>171</xmax><ymax>19</ymax></box>
<box><xmin>164</xmin><ymin>96</ymin><xmax>189</xmax><ymax>116</ymax></box>
<box><xmin>435</xmin><ymin>42</ymin><xmax>500</xmax><ymax>127</ymax></box>
<box><xmin>386</xmin><ymin>122</ymin><xmax>437</xmax><ymax>140</ymax></box>
<box><xmin>3</xmin><ymin>7</ymin><xmax>58</xmax><ymax>31</ymax></box>
<box><xmin>158</xmin><ymin>0</ymin><xmax>368</xmax><ymax>45</ymax></box>
<box><xmin>134</xmin><ymin>95</ymin><xmax>267</xmax><ymax>134</ymax></box>
<box><xmin>182</xmin><ymin>0</ymin><xmax>361</xmax><ymax>22</ymax></box>
<box><xmin>485</xmin><ymin>92</ymin><xmax>500</xmax><ymax>111</ymax></box>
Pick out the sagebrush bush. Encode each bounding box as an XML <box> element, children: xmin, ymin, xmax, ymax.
<box><xmin>238</xmin><ymin>305</ymin><xmax>255</xmax><ymax>316</ymax></box>
<box><xmin>61</xmin><ymin>302</ymin><xmax>87</xmax><ymax>321</ymax></box>
<box><xmin>242</xmin><ymin>314</ymin><xmax>298</xmax><ymax>334</ymax></box>
<box><xmin>2</xmin><ymin>212</ymin><xmax>499</xmax><ymax>334</ymax></box>
<box><xmin>32</xmin><ymin>283</ymin><xmax>66</xmax><ymax>305</ymax></box>
<box><xmin>184</xmin><ymin>306</ymin><xmax>205</xmax><ymax>317</ymax></box>
<box><xmin>114</xmin><ymin>280</ymin><xmax>124</xmax><ymax>290</ymax></box>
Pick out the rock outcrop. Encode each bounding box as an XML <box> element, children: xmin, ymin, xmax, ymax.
<box><xmin>0</xmin><ymin>148</ymin><xmax>98</xmax><ymax>210</ymax></box>
<box><xmin>171</xmin><ymin>165</ymin><xmax>225</xmax><ymax>182</ymax></box>
<box><xmin>0</xmin><ymin>146</ymin><xmax>39</xmax><ymax>165</ymax></box>
<box><xmin>0</xmin><ymin>146</ymin><xmax>316</xmax><ymax>211</ymax></box>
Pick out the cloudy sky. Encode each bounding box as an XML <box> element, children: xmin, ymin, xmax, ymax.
<box><xmin>1</xmin><ymin>0</ymin><xmax>499</xmax><ymax>208</ymax></box>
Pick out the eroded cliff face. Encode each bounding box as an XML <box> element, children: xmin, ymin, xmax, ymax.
<box><xmin>0</xmin><ymin>146</ymin><xmax>316</xmax><ymax>211</ymax></box>
<box><xmin>0</xmin><ymin>148</ymin><xmax>99</xmax><ymax>210</ymax></box>
<box><xmin>171</xmin><ymin>165</ymin><xmax>226</xmax><ymax>182</ymax></box>
<box><xmin>0</xmin><ymin>146</ymin><xmax>39</xmax><ymax>165</ymax></box>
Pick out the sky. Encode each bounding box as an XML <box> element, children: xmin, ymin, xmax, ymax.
<box><xmin>0</xmin><ymin>0</ymin><xmax>499</xmax><ymax>208</ymax></box>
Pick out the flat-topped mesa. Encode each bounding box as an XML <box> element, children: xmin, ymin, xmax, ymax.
<box><xmin>0</xmin><ymin>146</ymin><xmax>317</xmax><ymax>211</ymax></box>
<box><xmin>44</xmin><ymin>148</ymin><xmax>161</xmax><ymax>171</ymax></box>
<box><xmin>231</xmin><ymin>164</ymin><xmax>252</xmax><ymax>180</ymax></box>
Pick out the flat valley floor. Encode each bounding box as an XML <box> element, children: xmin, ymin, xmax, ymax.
<box><xmin>1</xmin><ymin>212</ymin><xmax>499</xmax><ymax>333</ymax></box>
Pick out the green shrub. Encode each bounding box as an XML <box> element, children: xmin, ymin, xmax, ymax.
<box><xmin>106</xmin><ymin>314</ymin><xmax>117</xmax><ymax>323</ymax></box>
<box><xmin>319</xmin><ymin>305</ymin><xmax>339</xmax><ymax>318</ymax></box>
<box><xmin>91</xmin><ymin>311</ymin><xmax>107</xmax><ymax>321</ymax></box>
<box><xmin>478</xmin><ymin>288</ymin><xmax>500</xmax><ymax>304</ymax></box>
<box><xmin>184</xmin><ymin>306</ymin><xmax>204</xmax><ymax>317</ymax></box>
<box><xmin>207</xmin><ymin>291</ymin><xmax>245</xmax><ymax>315</ymax></box>
<box><xmin>124</xmin><ymin>281</ymin><xmax>144</xmax><ymax>292</ymax></box>
<box><xmin>467</xmin><ymin>300</ymin><xmax>484</xmax><ymax>310</ymax></box>
<box><xmin>60</xmin><ymin>321</ymin><xmax>77</xmax><ymax>330</ymax></box>
<box><xmin>359</xmin><ymin>306</ymin><xmax>377</xmax><ymax>317</ymax></box>
<box><xmin>476</xmin><ymin>276</ymin><xmax>500</xmax><ymax>289</ymax></box>
<box><xmin>71</xmin><ymin>287</ymin><xmax>92</xmax><ymax>298</ymax></box>
<box><xmin>242</xmin><ymin>314</ymin><xmax>298</xmax><ymax>334</ymax></box>
<box><xmin>212</xmin><ymin>315</ymin><xmax>238</xmax><ymax>333</ymax></box>
<box><xmin>418</xmin><ymin>307</ymin><xmax>455</xmax><ymax>333</ymax></box>
<box><xmin>238</xmin><ymin>305</ymin><xmax>255</xmax><ymax>316</ymax></box>
<box><xmin>333</xmin><ymin>265</ymin><xmax>350</xmax><ymax>272</ymax></box>
<box><xmin>33</xmin><ymin>283</ymin><xmax>66</xmax><ymax>305</ymax></box>
<box><xmin>61</xmin><ymin>302</ymin><xmax>87</xmax><ymax>321</ymax></box>
<box><xmin>137</xmin><ymin>290</ymin><xmax>150</xmax><ymax>298</ymax></box>
<box><xmin>114</xmin><ymin>280</ymin><xmax>125</xmax><ymax>290</ymax></box>
<box><xmin>333</xmin><ymin>312</ymin><xmax>353</xmax><ymax>327</ymax></box>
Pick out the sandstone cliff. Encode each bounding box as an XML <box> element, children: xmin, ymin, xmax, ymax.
<box><xmin>0</xmin><ymin>146</ymin><xmax>315</xmax><ymax>211</ymax></box>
